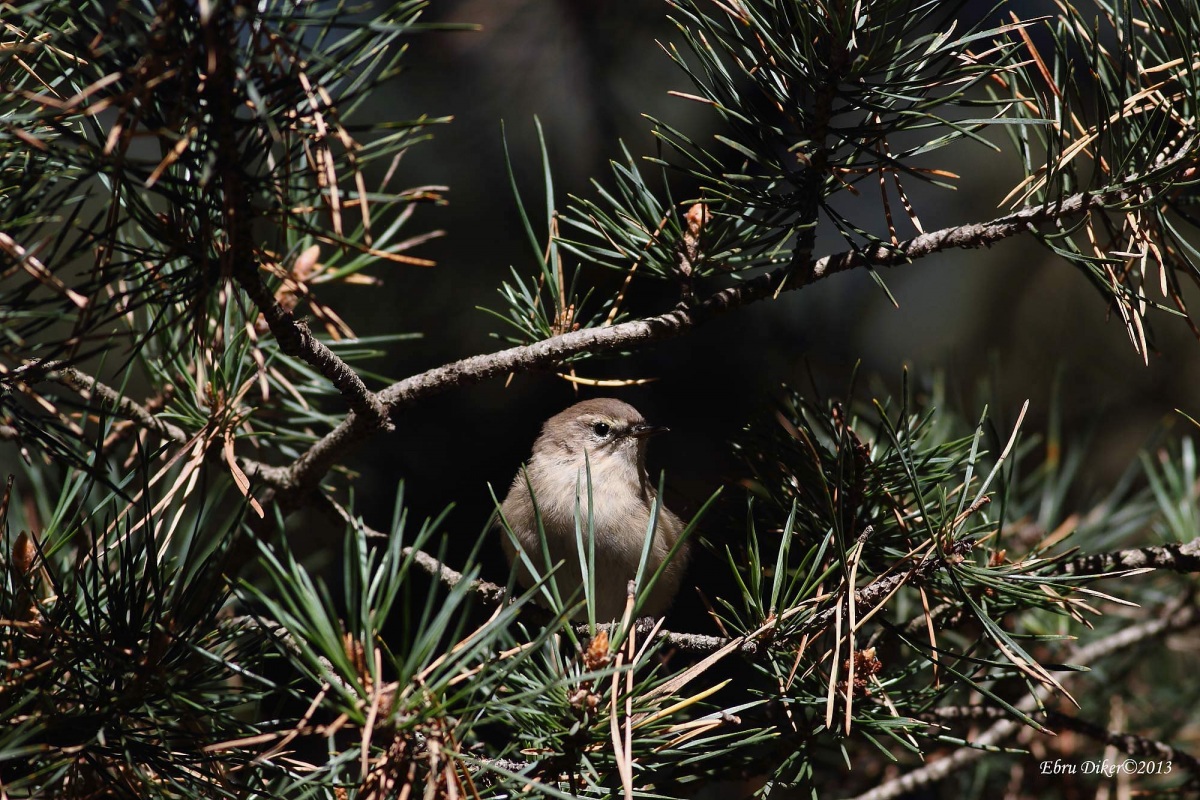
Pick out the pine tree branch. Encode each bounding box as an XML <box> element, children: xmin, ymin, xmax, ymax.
<box><xmin>1041</xmin><ymin>710</ymin><xmax>1200</xmax><ymax>778</ymax></box>
<box><xmin>920</xmin><ymin>705</ymin><xmax>1011</xmax><ymax>723</ymax></box>
<box><xmin>13</xmin><ymin>361</ymin><xmax>189</xmax><ymax>445</ymax></box>
<box><xmin>234</xmin><ymin>266</ymin><xmax>394</xmax><ymax>433</ymax></box>
<box><xmin>319</xmin><ymin>483</ymin><xmax>968</xmax><ymax>657</ymax></box>
<box><xmin>259</xmin><ymin>181</ymin><xmax>1159</xmax><ymax>498</ymax></box>
<box><xmin>603</xmin><ymin>617</ymin><xmax>746</xmax><ymax>653</ymax></box>
<box><xmin>309</xmin><ymin>492</ymin><xmax>510</xmax><ymax>605</ymax></box>
<box><xmin>846</xmin><ymin>600</ymin><xmax>1200</xmax><ymax>800</ymax></box>
<box><xmin>202</xmin><ymin>4</ymin><xmax>390</xmax><ymax>436</ymax></box>
<box><xmin>1060</xmin><ymin>537</ymin><xmax>1200</xmax><ymax>576</ymax></box>
<box><xmin>9</xmin><ymin>360</ymin><xmax>299</xmax><ymax>489</ymax></box>
<box><xmin>273</xmin><ymin>476</ymin><xmax>1200</xmax><ymax>669</ymax></box>
<box><xmin>919</xmin><ymin>705</ymin><xmax>1200</xmax><ymax>780</ymax></box>
<box><xmin>54</xmin><ymin>366</ymin><xmax>189</xmax><ymax>445</ymax></box>
<box><xmin>890</xmin><ymin>537</ymin><xmax>1200</xmax><ymax>643</ymax></box>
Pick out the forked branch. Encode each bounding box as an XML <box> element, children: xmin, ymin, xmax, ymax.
<box><xmin>258</xmin><ymin>181</ymin><xmax>1152</xmax><ymax>498</ymax></box>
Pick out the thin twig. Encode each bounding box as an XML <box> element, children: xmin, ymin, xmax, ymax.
<box><xmin>17</xmin><ymin>361</ymin><xmax>188</xmax><ymax>444</ymax></box>
<box><xmin>309</xmin><ymin>492</ymin><xmax>510</xmax><ymax>605</ymax></box>
<box><xmin>891</xmin><ymin>537</ymin><xmax>1200</xmax><ymax>641</ymax></box>
<box><xmin>919</xmin><ymin>704</ymin><xmax>1200</xmax><ymax>778</ymax></box>
<box><xmin>1042</xmin><ymin>710</ymin><xmax>1200</xmax><ymax>777</ymax></box>
<box><xmin>846</xmin><ymin>601</ymin><xmax>1200</xmax><ymax>800</ymax></box>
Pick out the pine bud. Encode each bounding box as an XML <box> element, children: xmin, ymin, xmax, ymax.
<box><xmin>12</xmin><ymin>530</ymin><xmax>35</xmax><ymax>578</ymax></box>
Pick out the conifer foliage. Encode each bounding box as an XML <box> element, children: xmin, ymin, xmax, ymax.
<box><xmin>2</xmin><ymin>0</ymin><xmax>1199</xmax><ymax>797</ymax></box>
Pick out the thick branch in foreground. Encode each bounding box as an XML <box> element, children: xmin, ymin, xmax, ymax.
<box><xmin>256</xmin><ymin>185</ymin><xmax>1128</xmax><ymax>497</ymax></box>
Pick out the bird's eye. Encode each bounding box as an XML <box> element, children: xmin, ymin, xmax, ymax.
<box><xmin>592</xmin><ymin>421</ymin><xmax>611</xmax><ymax>437</ymax></box>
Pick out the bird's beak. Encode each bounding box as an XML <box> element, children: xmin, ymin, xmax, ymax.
<box><xmin>629</xmin><ymin>423</ymin><xmax>669</xmax><ymax>438</ymax></box>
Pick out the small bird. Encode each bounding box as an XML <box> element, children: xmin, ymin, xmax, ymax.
<box><xmin>497</xmin><ymin>398</ymin><xmax>689</xmax><ymax>621</ymax></box>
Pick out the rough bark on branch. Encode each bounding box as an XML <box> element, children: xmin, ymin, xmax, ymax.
<box><xmin>234</xmin><ymin>266</ymin><xmax>394</xmax><ymax>433</ymax></box>
<box><xmin>1061</xmin><ymin>537</ymin><xmax>1200</xmax><ymax>576</ymax></box>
